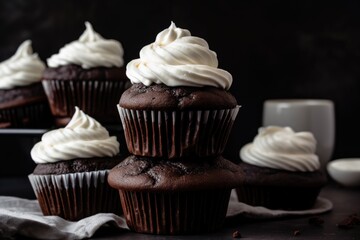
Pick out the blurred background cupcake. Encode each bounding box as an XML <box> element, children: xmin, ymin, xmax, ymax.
<box><xmin>236</xmin><ymin>126</ymin><xmax>327</xmax><ymax>210</ymax></box>
<box><xmin>0</xmin><ymin>40</ymin><xmax>52</xmax><ymax>128</ymax></box>
<box><xmin>42</xmin><ymin>21</ymin><xmax>130</xmax><ymax>127</ymax></box>
<box><xmin>28</xmin><ymin>106</ymin><xmax>124</xmax><ymax>221</ymax></box>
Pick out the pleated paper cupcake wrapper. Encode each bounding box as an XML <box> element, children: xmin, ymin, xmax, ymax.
<box><xmin>28</xmin><ymin>170</ymin><xmax>122</xmax><ymax>221</ymax></box>
<box><xmin>0</xmin><ymin>101</ymin><xmax>52</xmax><ymax>128</ymax></box>
<box><xmin>119</xmin><ymin>189</ymin><xmax>231</xmax><ymax>235</ymax></box>
<box><xmin>236</xmin><ymin>185</ymin><xmax>322</xmax><ymax>210</ymax></box>
<box><xmin>42</xmin><ymin>79</ymin><xmax>131</xmax><ymax>124</ymax></box>
<box><xmin>118</xmin><ymin>105</ymin><xmax>240</xmax><ymax>158</ymax></box>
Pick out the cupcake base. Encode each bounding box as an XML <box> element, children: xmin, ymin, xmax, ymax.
<box><xmin>0</xmin><ymin>83</ymin><xmax>52</xmax><ymax>128</ymax></box>
<box><xmin>118</xmin><ymin>105</ymin><xmax>240</xmax><ymax>158</ymax></box>
<box><xmin>235</xmin><ymin>162</ymin><xmax>327</xmax><ymax>210</ymax></box>
<box><xmin>42</xmin><ymin>65</ymin><xmax>130</xmax><ymax>127</ymax></box>
<box><xmin>0</xmin><ymin>101</ymin><xmax>52</xmax><ymax>128</ymax></box>
<box><xmin>119</xmin><ymin>189</ymin><xmax>231</xmax><ymax>235</ymax></box>
<box><xmin>29</xmin><ymin>170</ymin><xmax>122</xmax><ymax>221</ymax></box>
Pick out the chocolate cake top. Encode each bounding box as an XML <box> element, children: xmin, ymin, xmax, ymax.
<box><xmin>42</xmin><ymin>64</ymin><xmax>127</xmax><ymax>81</ymax></box>
<box><xmin>108</xmin><ymin>155</ymin><xmax>244</xmax><ymax>191</ymax></box>
<box><xmin>33</xmin><ymin>155</ymin><xmax>126</xmax><ymax>175</ymax></box>
<box><xmin>119</xmin><ymin>83</ymin><xmax>237</xmax><ymax>110</ymax></box>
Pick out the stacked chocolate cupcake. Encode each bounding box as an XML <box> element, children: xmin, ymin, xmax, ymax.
<box><xmin>108</xmin><ymin>22</ymin><xmax>243</xmax><ymax>235</ymax></box>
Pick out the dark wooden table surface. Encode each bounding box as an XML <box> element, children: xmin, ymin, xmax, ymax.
<box><xmin>1</xmin><ymin>177</ymin><xmax>359</xmax><ymax>240</ymax></box>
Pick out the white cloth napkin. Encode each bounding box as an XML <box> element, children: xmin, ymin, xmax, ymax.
<box><xmin>0</xmin><ymin>190</ymin><xmax>332</xmax><ymax>239</ymax></box>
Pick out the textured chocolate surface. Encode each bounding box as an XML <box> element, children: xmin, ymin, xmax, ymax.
<box><xmin>0</xmin><ymin>82</ymin><xmax>47</xmax><ymax>109</ymax></box>
<box><xmin>238</xmin><ymin>162</ymin><xmax>327</xmax><ymax>187</ymax></box>
<box><xmin>108</xmin><ymin>155</ymin><xmax>244</xmax><ymax>191</ymax></box>
<box><xmin>42</xmin><ymin>64</ymin><xmax>127</xmax><ymax>81</ymax></box>
<box><xmin>119</xmin><ymin>83</ymin><xmax>238</xmax><ymax>110</ymax></box>
<box><xmin>33</xmin><ymin>155</ymin><xmax>126</xmax><ymax>175</ymax></box>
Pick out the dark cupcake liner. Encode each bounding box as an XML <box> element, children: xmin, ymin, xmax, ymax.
<box><xmin>28</xmin><ymin>170</ymin><xmax>122</xmax><ymax>221</ymax></box>
<box><xmin>0</xmin><ymin>101</ymin><xmax>52</xmax><ymax>128</ymax></box>
<box><xmin>118</xmin><ymin>105</ymin><xmax>240</xmax><ymax>158</ymax></box>
<box><xmin>42</xmin><ymin>79</ymin><xmax>131</xmax><ymax>125</ymax></box>
<box><xmin>119</xmin><ymin>189</ymin><xmax>231</xmax><ymax>235</ymax></box>
<box><xmin>236</xmin><ymin>185</ymin><xmax>322</xmax><ymax>210</ymax></box>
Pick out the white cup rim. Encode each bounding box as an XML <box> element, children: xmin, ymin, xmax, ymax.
<box><xmin>264</xmin><ymin>99</ymin><xmax>333</xmax><ymax>106</ymax></box>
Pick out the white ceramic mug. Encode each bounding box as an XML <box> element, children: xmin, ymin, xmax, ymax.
<box><xmin>263</xmin><ymin>99</ymin><xmax>335</xmax><ymax>171</ymax></box>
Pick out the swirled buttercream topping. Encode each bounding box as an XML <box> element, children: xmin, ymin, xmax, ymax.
<box><xmin>31</xmin><ymin>107</ymin><xmax>120</xmax><ymax>164</ymax></box>
<box><xmin>126</xmin><ymin>21</ymin><xmax>232</xmax><ymax>89</ymax></box>
<box><xmin>47</xmin><ymin>22</ymin><xmax>124</xmax><ymax>69</ymax></box>
<box><xmin>240</xmin><ymin>126</ymin><xmax>320</xmax><ymax>172</ymax></box>
<box><xmin>0</xmin><ymin>40</ymin><xmax>45</xmax><ymax>89</ymax></box>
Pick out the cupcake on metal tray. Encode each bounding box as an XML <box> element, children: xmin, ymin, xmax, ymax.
<box><xmin>0</xmin><ymin>40</ymin><xmax>52</xmax><ymax>128</ymax></box>
<box><xmin>43</xmin><ymin>22</ymin><xmax>130</xmax><ymax>126</ymax></box>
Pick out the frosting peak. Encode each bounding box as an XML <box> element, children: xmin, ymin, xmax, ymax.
<box><xmin>155</xmin><ymin>21</ymin><xmax>191</xmax><ymax>46</ymax></box>
<box><xmin>47</xmin><ymin>21</ymin><xmax>124</xmax><ymax>69</ymax></box>
<box><xmin>126</xmin><ymin>21</ymin><xmax>232</xmax><ymax>89</ymax></box>
<box><xmin>0</xmin><ymin>40</ymin><xmax>45</xmax><ymax>89</ymax></box>
<box><xmin>240</xmin><ymin>126</ymin><xmax>320</xmax><ymax>172</ymax></box>
<box><xmin>79</xmin><ymin>21</ymin><xmax>103</xmax><ymax>43</ymax></box>
<box><xmin>31</xmin><ymin>107</ymin><xmax>120</xmax><ymax>164</ymax></box>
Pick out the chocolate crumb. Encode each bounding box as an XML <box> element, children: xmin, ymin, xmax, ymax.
<box><xmin>337</xmin><ymin>213</ymin><xmax>360</xmax><ymax>229</ymax></box>
<box><xmin>232</xmin><ymin>230</ymin><xmax>242</xmax><ymax>238</ymax></box>
<box><xmin>293</xmin><ymin>230</ymin><xmax>301</xmax><ymax>236</ymax></box>
<box><xmin>309</xmin><ymin>217</ymin><xmax>324</xmax><ymax>226</ymax></box>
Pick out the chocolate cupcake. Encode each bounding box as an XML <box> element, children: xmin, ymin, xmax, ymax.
<box><xmin>236</xmin><ymin>126</ymin><xmax>327</xmax><ymax>210</ymax></box>
<box><xmin>42</xmin><ymin>22</ymin><xmax>130</xmax><ymax>127</ymax></box>
<box><xmin>0</xmin><ymin>40</ymin><xmax>52</xmax><ymax>128</ymax></box>
<box><xmin>28</xmin><ymin>107</ymin><xmax>123</xmax><ymax>221</ymax></box>
<box><xmin>108</xmin><ymin>155</ymin><xmax>243</xmax><ymax>234</ymax></box>
<box><xmin>119</xmin><ymin>22</ymin><xmax>239</xmax><ymax>158</ymax></box>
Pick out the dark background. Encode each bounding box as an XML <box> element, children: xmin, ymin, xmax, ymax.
<box><xmin>1</xmin><ymin>0</ymin><xmax>360</xmax><ymax>176</ymax></box>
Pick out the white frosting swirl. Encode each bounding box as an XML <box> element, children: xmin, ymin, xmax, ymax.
<box><xmin>47</xmin><ymin>22</ymin><xmax>124</xmax><ymax>69</ymax></box>
<box><xmin>31</xmin><ymin>107</ymin><xmax>120</xmax><ymax>164</ymax></box>
<box><xmin>0</xmin><ymin>40</ymin><xmax>45</xmax><ymax>89</ymax></box>
<box><xmin>126</xmin><ymin>21</ymin><xmax>232</xmax><ymax>90</ymax></box>
<box><xmin>240</xmin><ymin>126</ymin><xmax>320</xmax><ymax>172</ymax></box>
